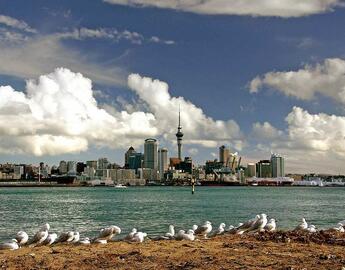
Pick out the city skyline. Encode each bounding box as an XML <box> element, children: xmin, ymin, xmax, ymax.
<box><xmin>1</xmin><ymin>1</ymin><xmax>345</xmax><ymax>174</ymax></box>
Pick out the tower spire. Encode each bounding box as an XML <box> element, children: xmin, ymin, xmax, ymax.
<box><xmin>176</xmin><ymin>105</ymin><xmax>183</xmax><ymax>160</ymax></box>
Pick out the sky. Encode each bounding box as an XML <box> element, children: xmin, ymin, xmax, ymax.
<box><xmin>1</xmin><ymin>0</ymin><xmax>345</xmax><ymax>174</ymax></box>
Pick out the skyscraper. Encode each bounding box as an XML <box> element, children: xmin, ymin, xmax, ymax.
<box><xmin>176</xmin><ymin>108</ymin><xmax>183</xmax><ymax>160</ymax></box>
<box><xmin>271</xmin><ymin>153</ymin><xmax>285</xmax><ymax>177</ymax></box>
<box><xmin>158</xmin><ymin>148</ymin><xmax>168</xmax><ymax>180</ymax></box>
<box><xmin>219</xmin><ymin>145</ymin><xmax>230</xmax><ymax>166</ymax></box>
<box><xmin>144</xmin><ymin>138</ymin><xmax>158</xmax><ymax>170</ymax></box>
<box><xmin>125</xmin><ymin>146</ymin><xmax>136</xmax><ymax>168</ymax></box>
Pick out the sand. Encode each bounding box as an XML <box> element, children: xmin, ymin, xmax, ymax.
<box><xmin>1</xmin><ymin>231</ymin><xmax>345</xmax><ymax>269</ymax></box>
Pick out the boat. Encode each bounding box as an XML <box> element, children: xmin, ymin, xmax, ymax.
<box><xmin>114</xmin><ymin>184</ymin><xmax>127</xmax><ymax>189</ymax></box>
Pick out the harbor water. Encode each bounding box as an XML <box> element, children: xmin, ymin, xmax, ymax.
<box><xmin>0</xmin><ymin>186</ymin><xmax>344</xmax><ymax>241</ymax></box>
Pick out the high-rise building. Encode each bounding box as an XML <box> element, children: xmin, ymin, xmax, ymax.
<box><xmin>176</xmin><ymin>108</ymin><xmax>183</xmax><ymax>160</ymax></box>
<box><xmin>67</xmin><ymin>161</ymin><xmax>76</xmax><ymax>174</ymax></box>
<box><xmin>144</xmin><ymin>138</ymin><xmax>158</xmax><ymax>170</ymax></box>
<box><xmin>256</xmin><ymin>160</ymin><xmax>272</xmax><ymax>178</ymax></box>
<box><xmin>98</xmin><ymin>158</ymin><xmax>109</xmax><ymax>170</ymax></box>
<box><xmin>86</xmin><ymin>160</ymin><xmax>98</xmax><ymax>169</ymax></box>
<box><xmin>219</xmin><ymin>145</ymin><xmax>230</xmax><ymax>166</ymax></box>
<box><xmin>59</xmin><ymin>160</ymin><xmax>67</xmax><ymax>175</ymax></box>
<box><xmin>246</xmin><ymin>163</ymin><xmax>256</xmax><ymax>177</ymax></box>
<box><xmin>158</xmin><ymin>148</ymin><xmax>168</xmax><ymax>180</ymax></box>
<box><xmin>271</xmin><ymin>153</ymin><xmax>285</xmax><ymax>177</ymax></box>
<box><xmin>125</xmin><ymin>146</ymin><xmax>136</xmax><ymax>168</ymax></box>
<box><xmin>128</xmin><ymin>153</ymin><xmax>144</xmax><ymax>171</ymax></box>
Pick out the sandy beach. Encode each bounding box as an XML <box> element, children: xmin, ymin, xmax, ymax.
<box><xmin>1</xmin><ymin>231</ymin><xmax>345</xmax><ymax>269</ymax></box>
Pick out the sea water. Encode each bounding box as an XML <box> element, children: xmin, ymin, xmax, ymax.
<box><xmin>0</xmin><ymin>186</ymin><xmax>344</xmax><ymax>241</ymax></box>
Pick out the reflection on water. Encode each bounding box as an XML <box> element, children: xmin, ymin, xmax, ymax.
<box><xmin>0</xmin><ymin>186</ymin><xmax>344</xmax><ymax>241</ymax></box>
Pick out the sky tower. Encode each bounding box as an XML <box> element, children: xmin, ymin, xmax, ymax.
<box><xmin>176</xmin><ymin>107</ymin><xmax>184</xmax><ymax>160</ymax></box>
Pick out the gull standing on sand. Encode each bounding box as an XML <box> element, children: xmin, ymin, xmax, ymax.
<box><xmin>264</xmin><ymin>219</ymin><xmax>277</xmax><ymax>232</ymax></box>
<box><xmin>0</xmin><ymin>239</ymin><xmax>19</xmax><ymax>250</ymax></box>
<box><xmin>97</xmin><ymin>226</ymin><xmax>121</xmax><ymax>241</ymax></box>
<box><xmin>28</xmin><ymin>224</ymin><xmax>49</xmax><ymax>246</ymax></box>
<box><xmin>124</xmin><ymin>228</ymin><xmax>137</xmax><ymax>241</ymax></box>
<box><xmin>175</xmin><ymin>230</ymin><xmax>195</xmax><ymax>241</ymax></box>
<box><xmin>307</xmin><ymin>225</ymin><xmax>317</xmax><ymax>233</ymax></box>
<box><xmin>57</xmin><ymin>231</ymin><xmax>74</xmax><ymax>243</ymax></box>
<box><xmin>15</xmin><ymin>231</ymin><xmax>29</xmax><ymax>246</ymax></box>
<box><xmin>165</xmin><ymin>225</ymin><xmax>175</xmax><ymax>239</ymax></box>
<box><xmin>236</xmin><ymin>215</ymin><xmax>260</xmax><ymax>234</ymax></box>
<box><xmin>294</xmin><ymin>218</ymin><xmax>308</xmax><ymax>231</ymax></box>
<box><xmin>210</xmin><ymin>223</ymin><xmax>226</xmax><ymax>237</ymax></box>
<box><xmin>71</xmin><ymin>232</ymin><xmax>80</xmax><ymax>243</ymax></box>
<box><xmin>93</xmin><ymin>239</ymin><xmax>108</xmax><ymax>244</ymax></box>
<box><xmin>333</xmin><ymin>223</ymin><xmax>345</xmax><ymax>233</ymax></box>
<box><xmin>194</xmin><ymin>221</ymin><xmax>212</xmax><ymax>239</ymax></box>
<box><xmin>130</xmin><ymin>232</ymin><xmax>147</xmax><ymax>243</ymax></box>
<box><xmin>78</xmin><ymin>237</ymin><xmax>91</xmax><ymax>245</ymax></box>
<box><xmin>41</xmin><ymin>233</ymin><xmax>58</xmax><ymax>246</ymax></box>
<box><xmin>250</xmin><ymin>214</ymin><xmax>268</xmax><ymax>233</ymax></box>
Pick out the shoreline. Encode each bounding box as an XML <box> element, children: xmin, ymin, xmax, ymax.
<box><xmin>1</xmin><ymin>232</ymin><xmax>345</xmax><ymax>269</ymax></box>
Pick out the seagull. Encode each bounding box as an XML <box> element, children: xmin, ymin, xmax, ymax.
<box><xmin>294</xmin><ymin>218</ymin><xmax>308</xmax><ymax>231</ymax></box>
<box><xmin>192</xmin><ymin>225</ymin><xmax>198</xmax><ymax>231</ymax></box>
<box><xmin>78</xmin><ymin>237</ymin><xmax>91</xmax><ymax>245</ymax></box>
<box><xmin>249</xmin><ymin>214</ymin><xmax>268</xmax><ymax>233</ymax></box>
<box><xmin>28</xmin><ymin>229</ymin><xmax>49</xmax><ymax>246</ymax></box>
<box><xmin>338</xmin><ymin>220</ymin><xmax>345</xmax><ymax>226</ymax></box>
<box><xmin>124</xmin><ymin>228</ymin><xmax>137</xmax><ymax>241</ymax></box>
<box><xmin>93</xmin><ymin>239</ymin><xmax>107</xmax><ymax>244</ymax></box>
<box><xmin>333</xmin><ymin>223</ymin><xmax>345</xmax><ymax>233</ymax></box>
<box><xmin>71</xmin><ymin>232</ymin><xmax>80</xmax><ymax>243</ymax></box>
<box><xmin>0</xmin><ymin>239</ymin><xmax>19</xmax><ymax>250</ymax></box>
<box><xmin>97</xmin><ymin>226</ymin><xmax>121</xmax><ymax>241</ymax></box>
<box><xmin>194</xmin><ymin>221</ymin><xmax>212</xmax><ymax>239</ymax></box>
<box><xmin>236</xmin><ymin>215</ymin><xmax>260</xmax><ymax>234</ymax></box>
<box><xmin>264</xmin><ymin>218</ymin><xmax>277</xmax><ymax>232</ymax></box>
<box><xmin>307</xmin><ymin>225</ymin><xmax>317</xmax><ymax>233</ymax></box>
<box><xmin>176</xmin><ymin>230</ymin><xmax>195</xmax><ymax>241</ymax></box>
<box><xmin>130</xmin><ymin>232</ymin><xmax>147</xmax><ymax>243</ymax></box>
<box><xmin>56</xmin><ymin>231</ymin><xmax>74</xmax><ymax>243</ymax></box>
<box><xmin>210</xmin><ymin>223</ymin><xmax>226</xmax><ymax>237</ymax></box>
<box><xmin>41</xmin><ymin>233</ymin><xmax>58</xmax><ymax>246</ymax></box>
<box><xmin>40</xmin><ymin>223</ymin><xmax>50</xmax><ymax>232</ymax></box>
<box><xmin>15</xmin><ymin>231</ymin><xmax>29</xmax><ymax>246</ymax></box>
<box><xmin>165</xmin><ymin>225</ymin><xmax>175</xmax><ymax>239</ymax></box>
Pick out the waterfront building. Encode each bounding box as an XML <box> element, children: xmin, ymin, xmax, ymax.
<box><xmin>158</xmin><ymin>148</ymin><xmax>168</xmax><ymax>180</ymax></box>
<box><xmin>219</xmin><ymin>145</ymin><xmax>230</xmax><ymax>166</ymax></box>
<box><xmin>177</xmin><ymin>157</ymin><xmax>193</xmax><ymax>174</ymax></box>
<box><xmin>98</xmin><ymin>158</ymin><xmax>109</xmax><ymax>170</ymax></box>
<box><xmin>144</xmin><ymin>138</ymin><xmax>158</xmax><ymax>170</ymax></box>
<box><xmin>76</xmin><ymin>162</ymin><xmax>86</xmax><ymax>174</ymax></box>
<box><xmin>86</xmin><ymin>160</ymin><xmax>98</xmax><ymax>169</ymax></box>
<box><xmin>246</xmin><ymin>163</ymin><xmax>256</xmax><ymax>177</ymax></box>
<box><xmin>59</xmin><ymin>160</ymin><xmax>67</xmax><ymax>175</ymax></box>
<box><xmin>67</xmin><ymin>161</ymin><xmax>76</xmax><ymax>175</ymax></box>
<box><xmin>256</xmin><ymin>160</ymin><xmax>272</xmax><ymax>178</ymax></box>
<box><xmin>176</xmin><ymin>108</ymin><xmax>183</xmax><ymax>160</ymax></box>
<box><xmin>13</xmin><ymin>165</ymin><xmax>24</xmax><ymax>180</ymax></box>
<box><xmin>128</xmin><ymin>153</ymin><xmax>144</xmax><ymax>171</ymax></box>
<box><xmin>205</xmin><ymin>160</ymin><xmax>223</xmax><ymax>174</ymax></box>
<box><xmin>125</xmin><ymin>146</ymin><xmax>136</xmax><ymax>168</ymax></box>
<box><xmin>271</xmin><ymin>153</ymin><xmax>285</xmax><ymax>177</ymax></box>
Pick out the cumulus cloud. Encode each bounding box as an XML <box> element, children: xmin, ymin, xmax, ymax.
<box><xmin>0</xmin><ymin>68</ymin><xmax>157</xmax><ymax>156</ymax></box>
<box><xmin>249</xmin><ymin>58</ymin><xmax>345</xmax><ymax>104</ymax></box>
<box><xmin>252</xmin><ymin>122</ymin><xmax>283</xmax><ymax>140</ymax></box>
<box><xmin>250</xmin><ymin>106</ymin><xmax>345</xmax><ymax>173</ymax></box>
<box><xmin>104</xmin><ymin>0</ymin><xmax>343</xmax><ymax>17</ymax></box>
<box><xmin>0</xmin><ymin>14</ymin><xmax>36</xmax><ymax>33</ymax></box>
<box><xmin>127</xmin><ymin>74</ymin><xmax>242</xmax><ymax>148</ymax></box>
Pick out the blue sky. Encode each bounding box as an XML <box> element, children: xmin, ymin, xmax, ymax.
<box><xmin>1</xmin><ymin>0</ymin><xmax>345</xmax><ymax>173</ymax></box>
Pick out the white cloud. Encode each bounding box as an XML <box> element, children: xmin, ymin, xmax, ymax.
<box><xmin>252</xmin><ymin>122</ymin><xmax>283</xmax><ymax>140</ymax></box>
<box><xmin>0</xmin><ymin>14</ymin><xmax>36</xmax><ymax>33</ymax></box>
<box><xmin>250</xmin><ymin>106</ymin><xmax>345</xmax><ymax>173</ymax></box>
<box><xmin>0</xmin><ymin>68</ymin><xmax>157</xmax><ymax>156</ymax></box>
<box><xmin>104</xmin><ymin>0</ymin><xmax>343</xmax><ymax>17</ymax></box>
<box><xmin>127</xmin><ymin>74</ymin><xmax>242</xmax><ymax>148</ymax></box>
<box><xmin>249</xmin><ymin>58</ymin><xmax>345</xmax><ymax>104</ymax></box>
